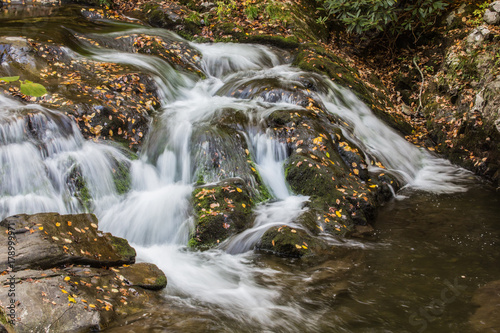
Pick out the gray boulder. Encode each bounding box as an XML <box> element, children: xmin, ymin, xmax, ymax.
<box><xmin>0</xmin><ymin>213</ymin><xmax>136</xmax><ymax>271</ymax></box>
<box><xmin>0</xmin><ymin>213</ymin><xmax>167</xmax><ymax>332</ymax></box>
<box><xmin>484</xmin><ymin>1</ymin><xmax>500</xmax><ymax>25</ymax></box>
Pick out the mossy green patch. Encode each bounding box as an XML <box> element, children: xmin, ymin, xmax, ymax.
<box><xmin>109</xmin><ymin>236</ymin><xmax>136</xmax><ymax>260</ymax></box>
<box><xmin>190</xmin><ymin>179</ymin><xmax>254</xmax><ymax>250</ymax></box>
<box><xmin>257</xmin><ymin>225</ymin><xmax>327</xmax><ymax>257</ymax></box>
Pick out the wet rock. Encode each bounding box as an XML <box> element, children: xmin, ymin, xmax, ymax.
<box><xmin>133</xmin><ymin>34</ymin><xmax>202</xmax><ymax>74</ymax></box>
<box><xmin>0</xmin><ymin>264</ymin><xmax>166</xmax><ymax>332</ymax></box>
<box><xmin>118</xmin><ymin>262</ymin><xmax>167</xmax><ymax>290</ymax></box>
<box><xmin>0</xmin><ymin>33</ymin><xmax>159</xmax><ymax>149</ymax></box>
<box><xmin>191</xmin><ymin>125</ymin><xmax>269</xmax><ymax>201</ymax></box>
<box><xmin>0</xmin><ymin>213</ymin><xmax>167</xmax><ymax>332</ymax></box>
<box><xmin>0</xmin><ymin>37</ymin><xmax>37</xmax><ymax>75</ymax></box>
<box><xmin>190</xmin><ymin>178</ymin><xmax>254</xmax><ymax>249</ymax></box>
<box><xmin>257</xmin><ymin>225</ymin><xmax>327</xmax><ymax>257</ymax></box>
<box><xmin>292</xmin><ymin>43</ymin><xmax>412</xmax><ymax>136</ymax></box>
<box><xmin>470</xmin><ymin>280</ymin><xmax>500</xmax><ymax>332</ymax></box>
<box><xmin>267</xmin><ymin>107</ymin><xmax>399</xmax><ymax>237</ymax></box>
<box><xmin>0</xmin><ymin>213</ymin><xmax>135</xmax><ymax>271</ymax></box>
<box><xmin>140</xmin><ymin>1</ymin><xmax>186</xmax><ymax>29</ymax></box>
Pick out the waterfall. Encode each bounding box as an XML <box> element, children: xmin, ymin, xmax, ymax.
<box><xmin>318</xmin><ymin>84</ymin><xmax>472</xmax><ymax>193</ymax></box>
<box><xmin>0</xmin><ymin>23</ymin><xmax>473</xmax><ymax>331</ymax></box>
<box><xmin>249</xmin><ymin>130</ymin><xmax>290</xmax><ymax>200</ymax></box>
<box><xmin>0</xmin><ymin>95</ymin><xmax>125</xmax><ymax>218</ymax></box>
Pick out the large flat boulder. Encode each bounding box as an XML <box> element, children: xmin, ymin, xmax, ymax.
<box><xmin>0</xmin><ymin>213</ymin><xmax>167</xmax><ymax>332</ymax></box>
<box><xmin>0</xmin><ymin>213</ymin><xmax>135</xmax><ymax>271</ymax></box>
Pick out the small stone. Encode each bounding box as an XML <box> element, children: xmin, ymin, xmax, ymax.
<box><xmin>467</xmin><ymin>26</ymin><xmax>491</xmax><ymax>45</ymax></box>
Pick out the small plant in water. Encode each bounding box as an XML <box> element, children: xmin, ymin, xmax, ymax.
<box><xmin>0</xmin><ymin>76</ymin><xmax>47</xmax><ymax>97</ymax></box>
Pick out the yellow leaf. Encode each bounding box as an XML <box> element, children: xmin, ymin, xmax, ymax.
<box><xmin>236</xmin><ymin>188</ymin><xmax>242</xmax><ymax>193</ymax></box>
<box><xmin>242</xmin><ymin>203</ymin><xmax>246</xmax><ymax>208</ymax></box>
<box><xmin>336</xmin><ymin>211</ymin><xmax>342</xmax><ymax>218</ymax></box>
<box><xmin>61</xmin><ymin>289</ymin><xmax>68</xmax><ymax>294</ymax></box>
<box><xmin>302</xmin><ymin>245</ymin><xmax>308</xmax><ymax>249</ymax></box>
<box><xmin>68</xmin><ymin>297</ymin><xmax>76</xmax><ymax>303</ymax></box>
<box><xmin>64</xmin><ymin>277</ymin><xmax>71</xmax><ymax>281</ymax></box>
<box><xmin>39</xmin><ymin>227</ymin><xmax>44</xmax><ymax>231</ymax></box>
<box><xmin>291</xmin><ymin>229</ymin><xmax>296</xmax><ymax>233</ymax></box>
<box><xmin>55</xmin><ymin>222</ymin><xmax>61</xmax><ymax>227</ymax></box>
<box><xmin>295</xmin><ymin>244</ymin><xmax>302</xmax><ymax>249</ymax></box>
<box><xmin>313</xmin><ymin>137</ymin><xmax>323</xmax><ymax>144</ymax></box>
<box><xmin>89</xmin><ymin>304</ymin><xmax>96</xmax><ymax>308</ymax></box>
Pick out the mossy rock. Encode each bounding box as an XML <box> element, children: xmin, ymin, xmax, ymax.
<box><xmin>266</xmin><ymin>106</ymin><xmax>392</xmax><ymax>236</ymax></box>
<box><xmin>133</xmin><ymin>34</ymin><xmax>203</xmax><ymax>75</ymax></box>
<box><xmin>111</xmin><ymin>158</ymin><xmax>132</xmax><ymax>195</ymax></box>
<box><xmin>0</xmin><ymin>213</ymin><xmax>136</xmax><ymax>271</ymax></box>
<box><xmin>256</xmin><ymin>225</ymin><xmax>328</xmax><ymax>257</ymax></box>
<box><xmin>118</xmin><ymin>262</ymin><xmax>167</xmax><ymax>291</ymax></box>
<box><xmin>68</xmin><ymin>165</ymin><xmax>93</xmax><ymax>210</ymax></box>
<box><xmin>190</xmin><ymin>178</ymin><xmax>254</xmax><ymax>250</ymax></box>
<box><xmin>240</xmin><ymin>35</ymin><xmax>299</xmax><ymax>50</ymax></box>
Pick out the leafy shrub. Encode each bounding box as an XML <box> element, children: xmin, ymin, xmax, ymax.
<box><xmin>317</xmin><ymin>0</ymin><xmax>448</xmax><ymax>37</ymax></box>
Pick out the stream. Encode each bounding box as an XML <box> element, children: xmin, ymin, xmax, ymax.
<box><xmin>1</xmin><ymin>5</ymin><xmax>499</xmax><ymax>333</ymax></box>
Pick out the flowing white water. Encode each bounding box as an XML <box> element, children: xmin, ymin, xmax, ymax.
<box><xmin>318</xmin><ymin>84</ymin><xmax>472</xmax><ymax>193</ymax></box>
<box><xmin>0</xmin><ymin>95</ymin><xmax>125</xmax><ymax>218</ymax></box>
<box><xmin>224</xmin><ymin>131</ymin><xmax>309</xmax><ymax>254</ymax></box>
<box><xmin>0</xmin><ymin>25</ymin><xmax>474</xmax><ymax>331</ymax></box>
<box><xmin>249</xmin><ymin>130</ymin><xmax>290</xmax><ymax>200</ymax></box>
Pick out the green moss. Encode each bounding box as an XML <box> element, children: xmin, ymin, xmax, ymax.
<box><xmin>155</xmin><ymin>274</ymin><xmax>167</xmax><ymax>288</ymax></box>
<box><xmin>257</xmin><ymin>225</ymin><xmax>327</xmax><ymax>257</ymax></box>
<box><xmin>191</xmin><ymin>181</ymin><xmax>254</xmax><ymax>249</ymax></box>
<box><xmin>0</xmin><ymin>307</ymin><xmax>10</xmax><ymax>327</ymax></box>
<box><xmin>187</xmin><ymin>238</ymin><xmax>198</xmax><ymax>248</ymax></box>
<box><xmin>246</xmin><ymin>158</ymin><xmax>272</xmax><ymax>202</ymax></box>
<box><xmin>109</xmin><ymin>236</ymin><xmax>136</xmax><ymax>259</ymax></box>
<box><xmin>241</xmin><ymin>35</ymin><xmax>299</xmax><ymax>49</ymax></box>
<box><xmin>112</xmin><ymin>161</ymin><xmax>131</xmax><ymax>195</ymax></box>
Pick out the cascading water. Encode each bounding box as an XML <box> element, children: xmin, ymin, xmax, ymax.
<box><xmin>0</xmin><ymin>95</ymin><xmax>126</xmax><ymax>218</ymax></box>
<box><xmin>0</xmin><ymin>16</ymin><xmax>479</xmax><ymax>332</ymax></box>
<box><xmin>224</xmin><ymin>131</ymin><xmax>309</xmax><ymax>254</ymax></box>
